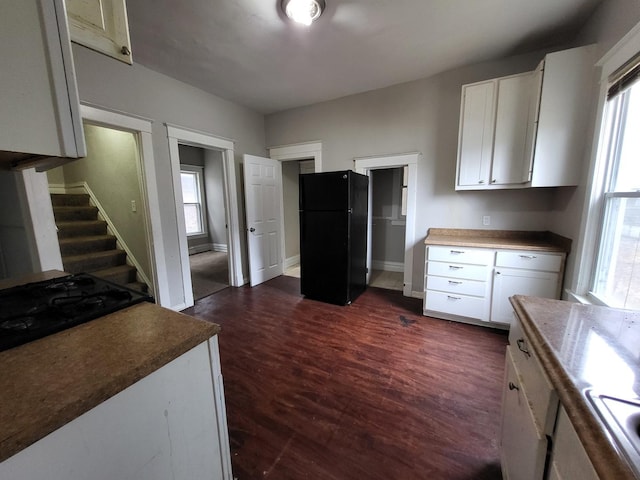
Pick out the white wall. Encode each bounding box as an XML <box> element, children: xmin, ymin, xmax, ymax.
<box><xmin>282</xmin><ymin>160</ymin><xmax>301</xmax><ymax>261</ymax></box>
<box><xmin>266</xmin><ymin>51</ymin><xmax>557</xmax><ymax>293</ymax></box>
<box><xmin>204</xmin><ymin>150</ymin><xmax>227</xmax><ymax>249</ymax></box>
<box><xmin>548</xmin><ymin>0</ymin><xmax>640</xmax><ymax>292</ymax></box>
<box><xmin>72</xmin><ymin>44</ymin><xmax>266</xmax><ymax>307</ymax></box>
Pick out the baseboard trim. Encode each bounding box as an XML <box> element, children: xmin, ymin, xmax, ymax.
<box><xmin>189</xmin><ymin>244</ymin><xmax>212</xmax><ymax>255</ymax></box>
<box><xmin>285</xmin><ymin>255</ymin><xmax>300</xmax><ymax>269</ymax></box>
<box><xmin>213</xmin><ymin>243</ymin><xmax>228</xmax><ymax>253</ymax></box>
<box><xmin>411</xmin><ymin>290</ymin><xmax>424</xmax><ymax>300</ymax></box>
<box><xmin>372</xmin><ymin>260</ymin><xmax>404</xmax><ymax>272</ymax></box>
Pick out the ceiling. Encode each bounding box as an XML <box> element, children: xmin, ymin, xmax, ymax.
<box><xmin>126</xmin><ymin>0</ymin><xmax>602</xmax><ymax>114</ymax></box>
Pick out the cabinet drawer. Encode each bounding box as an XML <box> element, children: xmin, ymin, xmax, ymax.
<box><xmin>427</xmin><ymin>261</ymin><xmax>490</xmax><ymax>282</ymax></box>
<box><xmin>425</xmin><ymin>290</ymin><xmax>489</xmax><ymax>321</ymax></box>
<box><xmin>426</xmin><ymin>275</ymin><xmax>488</xmax><ymax>297</ymax></box>
<box><xmin>427</xmin><ymin>246</ymin><xmax>494</xmax><ymax>265</ymax></box>
<box><xmin>509</xmin><ymin>315</ymin><xmax>558</xmax><ymax>435</ymax></box>
<box><xmin>496</xmin><ymin>251</ymin><xmax>563</xmax><ymax>272</ymax></box>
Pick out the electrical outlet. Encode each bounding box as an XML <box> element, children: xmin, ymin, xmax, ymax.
<box><xmin>482</xmin><ymin>215</ymin><xmax>490</xmax><ymax>226</ymax></box>
<box><xmin>131</xmin><ymin>200</ymin><xmax>137</xmax><ymax>212</ymax></box>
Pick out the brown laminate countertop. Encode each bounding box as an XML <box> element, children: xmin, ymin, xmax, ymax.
<box><xmin>424</xmin><ymin>228</ymin><xmax>572</xmax><ymax>253</ymax></box>
<box><xmin>511</xmin><ymin>295</ymin><xmax>640</xmax><ymax>480</ymax></box>
<box><xmin>0</xmin><ymin>293</ymin><xmax>220</xmax><ymax>463</ymax></box>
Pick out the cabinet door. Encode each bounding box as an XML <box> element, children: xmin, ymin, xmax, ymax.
<box><xmin>548</xmin><ymin>407</ymin><xmax>599</xmax><ymax>480</ymax></box>
<box><xmin>491</xmin><ymin>268</ymin><xmax>559</xmax><ymax>324</ymax></box>
<box><xmin>456</xmin><ymin>81</ymin><xmax>495</xmax><ymax>187</ymax></box>
<box><xmin>66</xmin><ymin>0</ymin><xmax>132</xmax><ymax>64</ymax></box>
<box><xmin>0</xmin><ymin>0</ymin><xmax>85</xmax><ymax>164</ymax></box>
<box><xmin>492</xmin><ymin>73</ymin><xmax>535</xmax><ymax>185</ymax></box>
<box><xmin>531</xmin><ymin>45</ymin><xmax>597</xmax><ymax>187</ymax></box>
<box><xmin>501</xmin><ymin>348</ymin><xmax>548</xmax><ymax>480</ymax></box>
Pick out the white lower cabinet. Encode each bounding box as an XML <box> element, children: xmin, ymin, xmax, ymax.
<box><xmin>0</xmin><ymin>337</ymin><xmax>233</xmax><ymax>480</ymax></box>
<box><xmin>501</xmin><ymin>347</ymin><xmax>548</xmax><ymax>480</ymax></box>
<box><xmin>501</xmin><ymin>312</ymin><xmax>600</xmax><ymax>480</ymax></box>
<box><xmin>547</xmin><ymin>407</ymin><xmax>599</xmax><ymax>480</ymax></box>
<box><xmin>423</xmin><ymin>246</ymin><xmax>493</xmax><ymax>321</ymax></box>
<box><xmin>424</xmin><ymin>245</ymin><xmax>564</xmax><ymax>327</ymax></box>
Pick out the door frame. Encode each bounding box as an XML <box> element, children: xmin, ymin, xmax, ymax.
<box><xmin>79</xmin><ymin>104</ymin><xmax>168</xmax><ymax>305</ymax></box>
<box><xmin>354</xmin><ymin>152</ymin><xmax>419</xmax><ymax>297</ymax></box>
<box><xmin>268</xmin><ymin>141</ymin><xmax>322</xmax><ymax>273</ymax></box>
<box><xmin>166</xmin><ymin>124</ymin><xmax>243</xmax><ymax>309</ymax></box>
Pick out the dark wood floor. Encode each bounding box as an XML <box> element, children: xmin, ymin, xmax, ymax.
<box><xmin>184</xmin><ymin>276</ymin><xmax>508</xmax><ymax>480</ymax></box>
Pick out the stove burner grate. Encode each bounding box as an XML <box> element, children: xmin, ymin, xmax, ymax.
<box><xmin>0</xmin><ymin>273</ymin><xmax>153</xmax><ymax>352</ymax></box>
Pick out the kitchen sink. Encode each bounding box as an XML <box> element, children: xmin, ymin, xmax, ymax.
<box><xmin>586</xmin><ymin>390</ymin><xmax>640</xmax><ymax>477</ymax></box>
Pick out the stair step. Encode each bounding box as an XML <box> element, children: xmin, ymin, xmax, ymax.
<box><xmin>56</xmin><ymin>220</ymin><xmax>107</xmax><ymax>238</ymax></box>
<box><xmin>91</xmin><ymin>265</ymin><xmax>138</xmax><ymax>286</ymax></box>
<box><xmin>125</xmin><ymin>282</ymin><xmax>149</xmax><ymax>294</ymax></box>
<box><xmin>58</xmin><ymin>235</ymin><xmax>117</xmax><ymax>256</ymax></box>
<box><xmin>50</xmin><ymin>193</ymin><xmax>90</xmax><ymax>207</ymax></box>
<box><xmin>53</xmin><ymin>205</ymin><xmax>99</xmax><ymax>222</ymax></box>
<box><xmin>62</xmin><ymin>250</ymin><xmax>127</xmax><ymax>274</ymax></box>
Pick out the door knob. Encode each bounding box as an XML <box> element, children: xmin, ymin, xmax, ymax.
<box><xmin>249</xmin><ymin>227</ymin><xmax>255</xmax><ymax>232</ymax></box>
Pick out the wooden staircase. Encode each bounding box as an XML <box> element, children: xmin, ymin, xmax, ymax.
<box><xmin>51</xmin><ymin>193</ymin><xmax>148</xmax><ymax>293</ymax></box>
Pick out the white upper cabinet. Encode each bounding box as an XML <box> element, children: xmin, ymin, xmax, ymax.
<box><xmin>455</xmin><ymin>45</ymin><xmax>596</xmax><ymax>190</ymax></box>
<box><xmin>66</xmin><ymin>0</ymin><xmax>133</xmax><ymax>64</ymax></box>
<box><xmin>0</xmin><ymin>0</ymin><xmax>86</xmax><ymax>171</ymax></box>
<box><xmin>457</xmin><ymin>73</ymin><xmax>536</xmax><ymax>189</ymax></box>
<box><xmin>531</xmin><ymin>45</ymin><xmax>597</xmax><ymax>187</ymax></box>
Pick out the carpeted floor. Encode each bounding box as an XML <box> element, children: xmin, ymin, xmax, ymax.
<box><xmin>189</xmin><ymin>250</ymin><xmax>229</xmax><ymax>300</ymax></box>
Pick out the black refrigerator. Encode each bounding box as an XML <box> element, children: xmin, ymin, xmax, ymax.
<box><xmin>299</xmin><ymin>170</ymin><xmax>368</xmax><ymax>305</ymax></box>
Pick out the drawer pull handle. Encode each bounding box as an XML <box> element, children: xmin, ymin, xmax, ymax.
<box><xmin>449</xmin><ymin>265</ymin><xmax>463</xmax><ymax>270</ymax></box>
<box><xmin>519</xmin><ymin>255</ymin><xmax>537</xmax><ymax>260</ymax></box>
<box><xmin>448</xmin><ymin>280</ymin><xmax>463</xmax><ymax>285</ymax></box>
<box><xmin>450</xmin><ymin>250</ymin><xmax>465</xmax><ymax>254</ymax></box>
<box><xmin>447</xmin><ymin>295</ymin><xmax>461</xmax><ymax>301</ymax></box>
<box><xmin>516</xmin><ymin>338</ymin><xmax>531</xmax><ymax>358</ymax></box>
<box><xmin>508</xmin><ymin>382</ymin><xmax>519</xmax><ymax>391</ymax></box>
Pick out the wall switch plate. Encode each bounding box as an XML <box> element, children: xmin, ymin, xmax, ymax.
<box><xmin>482</xmin><ymin>215</ymin><xmax>490</xmax><ymax>226</ymax></box>
<box><xmin>131</xmin><ymin>200</ymin><xmax>137</xmax><ymax>212</ymax></box>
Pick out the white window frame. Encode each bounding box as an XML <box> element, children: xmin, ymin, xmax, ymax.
<box><xmin>180</xmin><ymin>165</ymin><xmax>208</xmax><ymax>239</ymax></box>
<box><xmin>569</xmin><ymin>22</ymin><xmax>640</xmax><ymax>305</ymax></box>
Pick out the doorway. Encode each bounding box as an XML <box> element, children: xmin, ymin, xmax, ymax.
<box><xmin>42</xmin><ymin>105</ymin><xmax>167</xmax><ymax>304</ymax></box>
<box><xmin>178</xmin><ymin>145</ymin><xmax>230</xmax><ymax>300</ymax></box>
<box><xmin>167</xmin><ymin>125</ymin><xmax>243</xmax><ymax>310</ymax></box>
<box><xmin>47</xmin><ymin>123</ymin><xmax>154</xmax><ymax>294</ymax></box>
<box><xmin>281</xmin><ymin>159</ymin><xmax>314</xmax><ymax>278</ymax></box>
<box><xmin>355</xmin><ymin>152</ymin><xmax>419</xmax><ymax>298</ymax></box>
<box><xmin>369</xmin><ymin>168</ymin><xmax>406</xmax><ymax>291</ymax></box>
<box><xmin>268</xmin><ymin>142</ymin><xmax>322</xmax><ymax>279</ymax></box>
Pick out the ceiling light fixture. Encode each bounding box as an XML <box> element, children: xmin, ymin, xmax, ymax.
<box><xmin>282</xmin><ymin>0</ymin><xmax>325</xmax><ymax>26</ymax></box>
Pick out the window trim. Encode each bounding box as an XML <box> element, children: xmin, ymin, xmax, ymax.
<box><xmin>569</xmin><ymin>23</ymin><xmax>640</xmax><ymax>305</ymax></box>
<box><xmin>180</xmin><ymin>164</ymin><xmax>208</xmax><ymax>239</ymax></box>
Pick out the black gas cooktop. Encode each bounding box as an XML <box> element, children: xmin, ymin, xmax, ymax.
<box><xmin>0</xmin><ymin>273</ymin><xmax>154</xmax><ymax>352</ymax></box>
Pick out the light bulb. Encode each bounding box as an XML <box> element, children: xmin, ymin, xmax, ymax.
<box><xmin>284</xmin><ymin>0</ymin><xmax>322</xmax><ymax>26</ymax></box>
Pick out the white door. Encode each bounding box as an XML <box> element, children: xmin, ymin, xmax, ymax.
<box><xmin>243</xmin><ymin>154</ymin><xmax>284</xmax><ymax>286</ymax></box>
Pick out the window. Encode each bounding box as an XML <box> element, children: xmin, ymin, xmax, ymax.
<box><xmin>591</xmin><ymin>64</ymin><xmax>640</xmax><ymax>309</ymax></box>
<box><xmin>180</xmin><ymin>166</ymin><xmax>206</xmax><ymax>236</ymax></box>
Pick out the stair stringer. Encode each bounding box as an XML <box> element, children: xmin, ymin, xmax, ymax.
<box><xmin>51</xmin><ymin>182</ymin><xmax>153</xmax><ymax>293</ymax></box>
